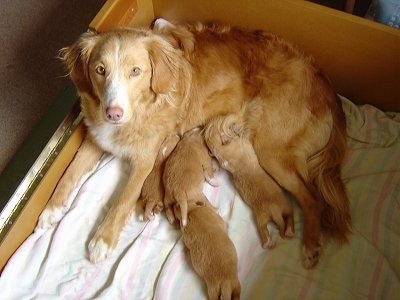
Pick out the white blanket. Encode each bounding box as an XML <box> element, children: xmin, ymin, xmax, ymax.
<box><xmin>1</xmin><ymin>98</ymin><xmax>399</xmax><ymax>299</ymax></box>
<box><xmin>1</xmin><ymin>155</ymin><xmax>273</xmax><ymax>299</ymax></box>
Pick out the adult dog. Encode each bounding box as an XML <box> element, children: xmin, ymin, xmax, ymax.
<box><xmin>38</xmin><ymin>19</ymin><xmax>350</xmax><ymax>267</ymax></box>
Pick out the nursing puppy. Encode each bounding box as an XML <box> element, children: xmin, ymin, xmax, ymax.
<box><xmin>163</xmin><ymin>127</ymin><xmax>240</xmax><ymax>299</ymax></box>
<box><xmin>163</xmin><ymin>127</ymin><xmax>215</xmax><ymax>226</ymax></box>
<box><xmin>205</xmin><ymin>114</ymin><xmax>294</xmax><ymax>249</ymax></box>
<box><xmin>175</xmin><ymin>201</ymin><xmax>241</xmax><ymax>300</ymax></box>
<box><xmin>39</xmin><ymin>19</ymin><xmax>350</xmax><ymax>267</ymax></box>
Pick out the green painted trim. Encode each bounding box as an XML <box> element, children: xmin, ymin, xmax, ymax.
<box><xmin>0</xmin><ymin>85</ymin><xmax>78</xmax><ymax>210</ymax></box>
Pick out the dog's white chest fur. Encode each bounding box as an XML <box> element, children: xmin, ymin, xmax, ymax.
<box><xmin>90</xmin><ymin>124</ymin><xmax>131</xmax><ymax>158</ymax></box>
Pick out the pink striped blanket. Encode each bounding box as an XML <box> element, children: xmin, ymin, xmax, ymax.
<box><xmin>0</xmin><ymin>97</ymin><xmax>399</xmax><ymax>299</ymax></box>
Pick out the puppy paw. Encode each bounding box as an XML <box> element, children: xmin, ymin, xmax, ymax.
<box><xmin>263</xmin><ymin>239</ymin><xmax>276</xmax><ymax>249</ymax></box>
<box><xmin>284</xmin><ymin>227</ymin><xmax>295</xmax><ymax>239</ymax></box>
<box><xmin>37</xmin><ymin>206</ymin><xmax>67</xmax><ymax>229</ymax></box>
<box><xmin>208</xmin><ymin>279</ymin><xmax>241</xmax><ymax>300</ymax></box>
<box><xmin>143</xmin><ymin>200</ymin><xmax>164</xmax><ymax>221</ymax></box>
<box><xmin>88</xmin><ymin>238</ymin><xmax>113</xmax><ymax>264</ymax></box>
<box><xmin>165</xmin><ymin>207</ymin><xmax>177</xmax><ymax>225</ymax></box>
<box><xmin>262</xmin><ymin>222</ymin><xmax>279</xmax><ymax>249</ymax></box>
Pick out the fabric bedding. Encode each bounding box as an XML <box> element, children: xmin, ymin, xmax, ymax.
<box><xmin>0</xmin><ymin>97</ymin><xmax>399</xmax><ymax>299</ymax></box>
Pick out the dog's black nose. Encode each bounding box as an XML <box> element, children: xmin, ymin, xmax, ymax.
<box><xmin>106</xmin><ymin>107</ymin><xmax>124</xmax><ymax>122</ymax></box>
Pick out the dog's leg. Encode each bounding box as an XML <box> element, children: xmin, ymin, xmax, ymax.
<box><xmin>141</xmin><ymin>134</ymin><xmax>180</xmax><ymax>220</ymax></box>
<box><xmin>88</xmin><ymin>150</ymin><xmax>158</xmax><ymax>263</ymax></box>
<box><xmin>38</xmin><ymin>136</ymin><xmax>103</xmax><ymax>229</ymax></box>
<box><xmin>255</xmin><ymin>153</ymin><xmax>323</xmax><ymax>268</ymax></box>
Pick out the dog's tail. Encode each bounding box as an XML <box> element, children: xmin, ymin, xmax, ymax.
<box><xmin>307</xmin><ymin>98</ymin><xmax>351</xmax><ymax>244</ymax></box>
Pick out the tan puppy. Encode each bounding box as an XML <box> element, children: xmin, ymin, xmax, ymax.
<box><xmin>163</xmin><ymin>127</ymin><xmax>214</xmax><ymax>226</ymax></box>
<box><xmin>204</xmin><ymin>114</ymin><xmax>295</xmax><ymax>249</ymax></box>
<box><xmin>175</xmin><ymin>201</ymin><xmax>241</xmax><ymax>300</ymax></box>
<box><xmin>163</xmin><ymin>125</ymin><xmax>240</xmax><ymax>298</ymax></box>
<box><xmin>140</xmin><ymin>134</ymin><xmax>180</xmax><ymax>221</ymax></box>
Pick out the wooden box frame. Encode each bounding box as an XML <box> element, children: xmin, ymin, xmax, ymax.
<box><xmin>1</xmin><ymin>0</ymin><xmax>399</xmax><ymax>270</ymax></box>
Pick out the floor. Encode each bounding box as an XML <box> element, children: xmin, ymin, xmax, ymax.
<box><xmin>0</xmin><ymin>0</ymin><xmax>106</xmax><ymax>175</ymax></box>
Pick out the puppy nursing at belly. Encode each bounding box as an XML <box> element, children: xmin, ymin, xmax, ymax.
<box><xmin>163</xmin><ymin>127</ymin><xmax>241</xmax><ymax>300</ymax></box>
<box><xmin>163</xmin><ymin>127</ymin><xmax>216</xmax><ymax>226</ymax></box>
<box><xmin>38</xmin><ymin>18</ymin><xmax>350</xmax><ymax>267</ymax></box>
<box><xmin>204</xmin><ymin>113</ymin><xmax>295</xmax><ymax>249</ymax></box>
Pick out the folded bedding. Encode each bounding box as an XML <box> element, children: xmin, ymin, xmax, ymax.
<box><xmin>0</xmin><ymin>97</ymin><xmax>399</xmax><ymax>299</ymax></box>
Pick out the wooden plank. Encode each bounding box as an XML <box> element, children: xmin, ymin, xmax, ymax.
<box><xmin>89</xmin><ymin>0</ymin><xmax>154</xmax><ymax>31</ymax></box>
<box><xmin>0</xmin><ymin>124</ymin><xmax>85</xmax><ymax>270</ymax></box>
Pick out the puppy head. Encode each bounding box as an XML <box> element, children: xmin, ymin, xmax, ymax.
<box><xmin>60</xmin><ymin>28</ymin><xmax>184</xmax><ymax>125</ymax></box>
<box><xmin>204</xmin><ymin>115</ymin><xmax>248</xmax><ymax>171</ymax></box>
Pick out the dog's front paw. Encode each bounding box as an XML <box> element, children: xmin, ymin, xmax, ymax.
<box><xmin>88</xmin><ymin>237</ymin><xmax>113</xmax><ymax>264</ymax></box>
<box><xmin>37</xmin><ymin>206</ymin><xmax>67</xmax><ymax>229</ymax></box>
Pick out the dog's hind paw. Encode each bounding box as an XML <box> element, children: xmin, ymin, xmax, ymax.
<box><xmin>88</xmin><ymin>238</ymin><xmax>112</xmax><ymax>264</ymax></box>
<box><xmin>302</xmin><ymin>244</ymin><xmax>321</xmax><ymax>269</ymax></box>
<box><xmin>37</xmin><ymin>206</ymin><xmax>67</xmax><ymax>229</ymax></box>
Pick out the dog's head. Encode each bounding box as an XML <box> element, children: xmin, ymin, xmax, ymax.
<box><xmin>60</xmin><ymin>28</ymin><xmax>185</xmax><ymax>125</ymax></box>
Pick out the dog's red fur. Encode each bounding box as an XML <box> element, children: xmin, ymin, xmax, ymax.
<box><xmin>38</xmin><ymin>20</ymin><xmax>350</xmax><ymax>267</ymax></box>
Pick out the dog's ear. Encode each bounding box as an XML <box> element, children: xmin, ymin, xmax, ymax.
<box><xmin>59</xmin><ymin>31</ymin><xmax>99</xmax><ymax>95</ymax></box>
<box><xmin>152</xmin><ymin>19</ymin><xmax>195</xmax><ymax>55</ymax></box>
<box><xmin>229</xmin><ymin>122</ymin><xmax>244</xmax><ymax>137</ymax></box>
<box><xmin>221</xmin><ymin>133</ymin><xmax>232</xmax><ymax>145</ymax></box>
<box><xmin>220</xmin><ymin>118</ymin><xmax>244</xmax><ymax>144</ymax></box>
<box><xmin>148</xmin><ymin>38</ymin><xmax>181</xmax><ymax>94</ymax></box>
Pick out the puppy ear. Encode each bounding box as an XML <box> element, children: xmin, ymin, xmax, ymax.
<box><xmin>148</xmin><ymin>39</ymin><xmax>180</xmax><ymax>94</ymax></box>
<box><xmin>59</xmin><ymin>31</ymin><xmax>99</xmax><ymax>95</ymax></box>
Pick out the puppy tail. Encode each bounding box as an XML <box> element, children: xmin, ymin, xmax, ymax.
<box><xmin>307</xmin><ymin>98</ymin><xmax>351</xmax><ymax>244</ymax></box>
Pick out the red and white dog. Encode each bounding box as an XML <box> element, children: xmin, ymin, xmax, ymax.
<box><xmin>38</xmin><ymin>19</ymin><xmax>350</xmax><ymax>268</ymax></box>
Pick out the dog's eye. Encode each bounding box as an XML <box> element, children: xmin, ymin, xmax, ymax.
<box><xmin>95</xmin><ymin>65</ymin><xmax>106</xmax><ymax>76</ymax></box>
<box><xmin>130</xmin><ymin>67</ymin><xmax>141</xmax><ymax>77</ymax></box>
